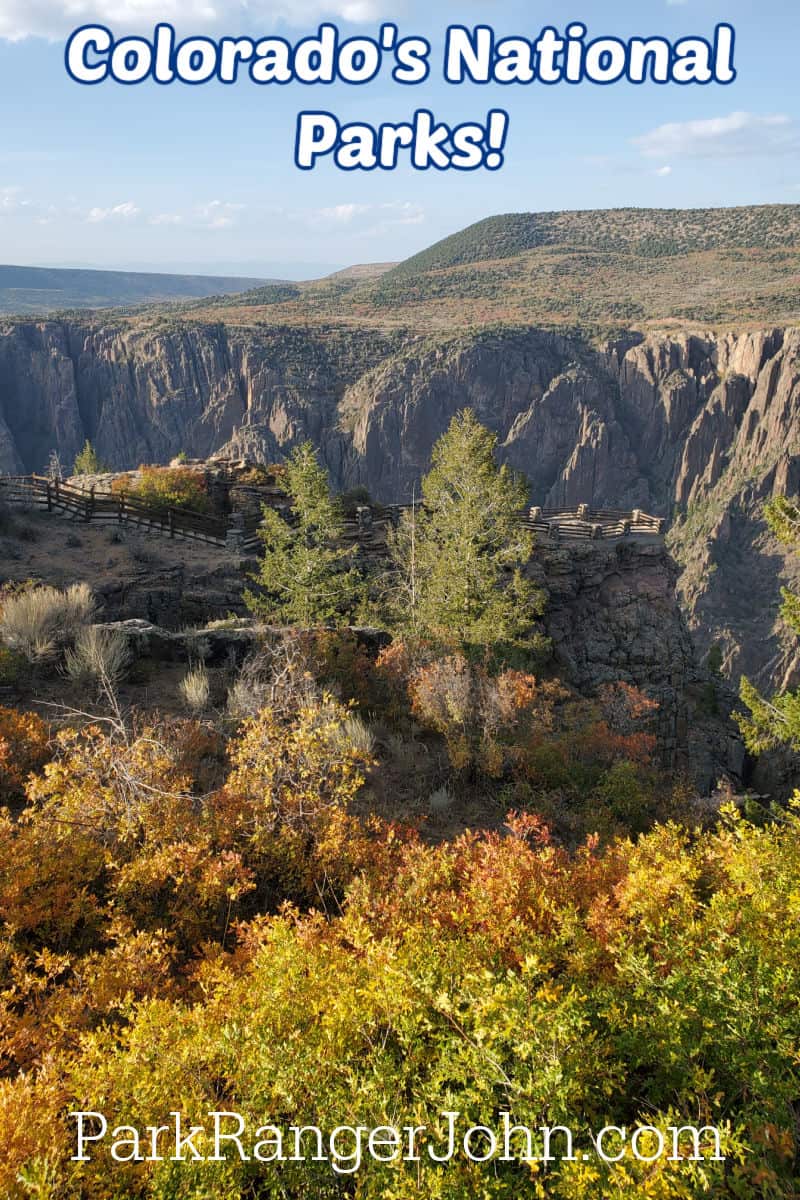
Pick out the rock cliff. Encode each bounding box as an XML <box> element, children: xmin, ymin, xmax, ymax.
<box><xmin>0</xmin><ymin>318</ymin><xmax>798</xmax><ymax>692</ymax></box>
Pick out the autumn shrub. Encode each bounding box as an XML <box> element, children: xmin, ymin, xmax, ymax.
<box><xmin>227</xmin><ymin>694</ymin><xmax>371</xmax><ymax>830</ymax></box>
<box><xmin>0</xmin><ymin>623</ymin><xmax>796</xmax><ymax>1199</ymax></box>
<box><xmin>409</xmin><ymin>653</ymin><xmax>567</xmax><ymax>776</ymax></box>
<box><xmin>301</xmin><ymin>627</ymin><xmax>377</xmax><ymax>708</ymax></box>
<box><xmin>2</xmin><ymin>806</ymin><xmax>798</xmax><ymax>1197</ymax></box>
<box><xmin>372</xmin><ymin>637</ymin><xmax>424</xmax><ymax>721</ymax></box>
<box><xmin>0</xmin><ymin>582</ymin><xmax>94</xmax><ymax>664</ymax></box>
<box><xmin>112</xmin><ymin>465</ymin><xmax>212</xmax><ymax>513</ymax></box>
<box><xmin>0</xmin><ymin>707</ymin><xmax>50</xmax><ymax>804</ymax></box>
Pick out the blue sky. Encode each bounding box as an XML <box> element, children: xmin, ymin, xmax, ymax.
<box><xmin>0</xmin><ymin>0</ymin><xmax>797</xmax><ymax>277</ymax></box>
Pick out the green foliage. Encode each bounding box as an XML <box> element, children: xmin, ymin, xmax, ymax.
<box><xmin>763</xmin><ymin>495</ymin><xmax>800</xmax><ymax>546</ymax></box>
<box><xmin>245</xmin><ymin>443</ymin><xmax>362</xmax><ymax>627</ymax></box>
<box><xmin>738</xmin><ymin>676</ymin><xmax>800</xmax><ymax>754</ymax></box>
<box><xmin>387</xmin><ymin>410</ymin><xmax>544</xmax><ymax>648</ymax></box>
<box><xmin>706</xmin><ymin>643</ymin><xmax>723</xmax><ymax>674</ymax></box>
<box><xmin>73</xmin><ymin>440</ymin><xmax>103</xmax><ymax>475</ymax></box>
<box><xmin>738</xmin><ymin>495</ymin><xmax>800</xmax><ymax>752</ymax></box>
<box><xmin>112</xmin><ymin>465</ymin><xmax>212</xmax><ymax>513</ymax></box>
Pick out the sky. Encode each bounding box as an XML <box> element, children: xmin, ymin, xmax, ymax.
<box><xmin>0</xmin><ymin>0</ymin><xmax>797</xmax><ymax>278</ymax></box>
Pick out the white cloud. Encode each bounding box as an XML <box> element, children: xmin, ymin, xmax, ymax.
<box><xmin>87</xmin><ymin>200</ymin><xmax>140</xmax><ymax>223</ymax></box>
<box><xmin>196</xmin><ymin>199</ymin><xmax>244</xmax><ymax>230</ymax></box>
<box><xmin>150</xmin><ymin>212</ymin><xmax>183</xmax><ymax>226</ymax></box>
<box><xmin>0</xmin><ymin>0</ymin><xmax>391</xmax><ymax>41</ymax></box>
<box><xmin>654</xmin><ymin>165</ymin><xmax>672</xmax><ymax>177</ymax></box>
<box><xmin>633</xmin><ymin>112</ymin><xmax>799</xmax><ymax>160</ymax></box>
<box><xmin>317</xmin><ymin>203</ymin><xmax>370</xmax><ymax>224</ymax></box>
<box><xmin>311</xmin><ymin>201</ymin><xmax>424</xmax><ymax>234</ymax></box>
<box><xmin>0</xmin><ymin>186</ymin><xmax>26</xmax><ymax>211</ymax></box>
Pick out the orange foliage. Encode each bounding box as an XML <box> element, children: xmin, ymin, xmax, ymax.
<box><xmin>0</xmin><ymin>708</ymin><xmax>50</xmax><ymax>803</ymax></box>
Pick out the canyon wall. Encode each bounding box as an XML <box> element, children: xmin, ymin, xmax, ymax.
<box><xmin>0</xmin><ymin>317</ymin><xmax>798</xmax><ymax>690</ymax></box>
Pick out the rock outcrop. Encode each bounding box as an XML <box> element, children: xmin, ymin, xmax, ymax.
<box><xmin>90</xmin><ymin>531</ymin><xmax>738</xmax><ymax>791</ymax></box>
<box><xmin>1</xmin><ymin>318</ymin><xmax>799</xmax><ymax>692</ymax></box>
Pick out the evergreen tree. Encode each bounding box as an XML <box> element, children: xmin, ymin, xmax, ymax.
<box><xmin>245</xmin><ymin>443</ymin><xmax>361</xmax><ymax>627</ymax></box>
<box><xmin>738</xmin><ymin>496</ymin><xmax>800</xmax><ymax>751</ymax></box>
<box><xmin>73</xmin><ymin>440</ymin><xmax>103</xmax><ymax>475</ymax></box>
<box><xmin>387</xmin><ymin>410</ymin><xmax>544</xmax><ymax>647</ymax></box>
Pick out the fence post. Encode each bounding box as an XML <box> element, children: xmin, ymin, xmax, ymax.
<box><xmin>54</xmin><ymin>478</ymin><xmax>60</xmax><ymax>505</ymax></box>
<box><xmin>169</xmin><ymin>508</ymin><xmax>175</xmax><ymax>539</ymax></box>
<box><xmin>86</xmin><ymin>485</ymin><xmax>95</xmax><ymax>523</ymax></box>
<box><xmin>118</xmin><ymin>495</ymin><xmax>124</xmax><ymax>524</ymax></box>
<box><xmin>46</xmin><ymin>481</ymin><xmax>52</xmax><ymax>512</ymax></box>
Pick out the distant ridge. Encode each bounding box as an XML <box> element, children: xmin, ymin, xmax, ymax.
<box><xmin>383</xmin><ymin>205</ymin><xmax>800</xmax><ymax>281</ymax></box>
<box><xmin>0</xmin><ymin>263</ymin><xmax>273</xmax><ymax>316</ymax></box>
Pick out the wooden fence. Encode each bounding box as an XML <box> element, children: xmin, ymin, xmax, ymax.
<box><xmin>0</xmin><ymin>475</ymin><xmax>228</xmax><ymax>546</ymax></box>
<box><xmin>0</xmin><ymin>475</ymin><xmax>665</xmax><ymax>552</ymax></box>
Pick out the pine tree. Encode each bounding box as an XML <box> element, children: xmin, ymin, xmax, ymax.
<box><xmin>738</xmin><ymin>496</ymin><xmax>800</xmax><ymax>751</ymax></box>
<box><xmin>245</xmin><ymin>443</ymin><xmax>361</xmax><ymax>628</ymax></box>
<box><xmin>387</xmin><ymin>410</ymin><xmax>544</xmax><ymax>648</ymax></box>
<box><xmin>73</xmin><ymin>440</ymin><xmax>103</xmax><ymax>475</ymax></box>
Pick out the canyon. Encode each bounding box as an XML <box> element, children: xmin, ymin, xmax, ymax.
<box><xmin>0</xmin><ymin>316</ymin><xmax>796</xmax><ymax>696</ymax></box>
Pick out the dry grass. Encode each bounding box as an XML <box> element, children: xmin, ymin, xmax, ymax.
<box><xmin>64</xmin><ymin>625</ymin><xmax>131</xmax><ymax>688</ymax></box>
<box><xmin>0</xmin><ymin>582</ymin><xmax>95</xmax><ymax>663</ymax></box>
<box><xmin>336</xmin><ymin>713</ymin><xmax>376</xmax><ymax>758</ymax></box>
<box><xmin>180</xmin><ymin>665</ymin><xmax>211</xmax><ymax>712</ymax></box>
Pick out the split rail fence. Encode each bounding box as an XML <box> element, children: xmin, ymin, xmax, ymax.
<box><xmin>0</xmin><ymin>475</ymin><xmax>665</xmax><ymax>552</ymax></box>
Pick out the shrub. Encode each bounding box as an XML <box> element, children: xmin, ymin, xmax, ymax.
<box><xmin>409</xmin><ymin>654</ymin><xmax>566</xmax><ymax>776</ymax></box>
<box><xmin>111</xmin><ymin>466</ymin><xmax>212</xmax><ymax>513</ymax></box>
<box><xmin>0</xmin><ymin>707</ymin><xmax>50</xmax><ymax>802</ymax></box>
<box><xmin>227</xmin><ymin>636</ymin><xmax>320</xmax><ymax>721</ymax></box>
<box><xmin>227</xmin><ymin>693</ymin><xmax>372</xmax><ymax>829</ymax></box>
<box><xmin>179</xmin><ymin>666</ymin><xmax>211</xmax><ymax>713</ymax></box>
<box><xmin>339</xmin><ymin>485</ymin><xmax>373</xmax><ymax>516</ymax></box>
<box><xmin>64</xmin><ymin>626</ymin><xmax>131</xmax><ymax>689</ymax></box>
<box><xmin>0</xmin><ymin>646</ymin><xmax>24</xmax><ymax>686</ymax></box>
<box><xmin>0</xmin><ymin>583</ymin><xmax>95</xmax><ymax>664</ymax></box>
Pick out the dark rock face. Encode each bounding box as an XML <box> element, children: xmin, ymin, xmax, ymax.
<box><xmin>1</xmin><ymin>318</ymin><xmax>799</xmax><ymax>691</ymax></box>
<box><xmin>86</xmin><ymin>530</ymin><xmax>740</xmax><ymax>792</ymax></box>
<box><xmin>530</xmin><ymin>538</ymin><xmax>742</xmax><ymax>791</ymax></box>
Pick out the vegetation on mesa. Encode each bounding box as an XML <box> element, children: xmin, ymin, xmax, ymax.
<box><xmin>176</xmin><ymin>204</ymin><xmax>800</xmax><ymax>336</ymax></box>
<box><xmin>382</xmin><ymin>205</ymin><xmax>800</xmax><ymax>277</ymax></box>
<box><xmin>0</xmin><ymin>415</ymin><xmax>799</xmax><ymax>1197</ymax></box>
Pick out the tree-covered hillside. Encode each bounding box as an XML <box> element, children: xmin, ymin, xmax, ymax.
<box><xmin>184</xmin><ymin>205</ymin><xmax>800</xmax><ymax>334</ymax></box>
<box><xmin>382</xmin><ymin>205</ymin><xmax>800</xmax><ymax>280</ymax></box>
